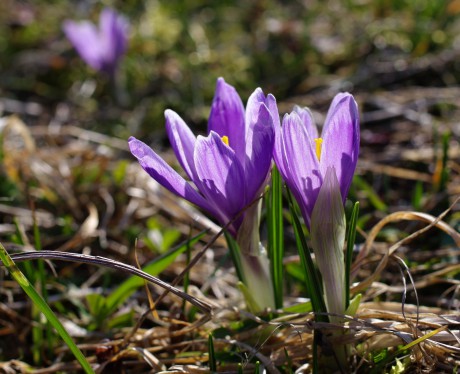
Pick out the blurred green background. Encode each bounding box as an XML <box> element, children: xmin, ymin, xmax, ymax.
<box><xmin>1</xmin><ymin>0</ymin><xmax>459</xmax><ymax>139</ymax></box>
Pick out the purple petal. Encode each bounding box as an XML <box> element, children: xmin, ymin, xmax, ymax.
<box><xmin>208</xmin><ymin>78</ymin><xmax>246</xmax><ymax>164</ymax></box>
<box><xmin>194</xmin><ymin>131</ymin><xmax>246</xmax><ymax>230</ymax></box>
<box><xmin>244</xmin><ymin>103</ymin><xmax>275</xmax><ymax>202</ymax></box>
<box><xmin>320</xmin><ymin>93</ymin><xmax>359</xmax><ymax>203</ymax></box>
<box><xmin>128</xmin><ymin>137</ymin><xmax>213</xmax><ymax>213</ymax></box>
<box><xmin>165</xmin><ymin>109</ymin><xmax>197</xmax><ymax>182</ymax></box>
<box><xmin>293</xmin><ymin>106</ymin><xmax>319</xmax><ymax>140</ymax></box>
<box><xmin>99</xmin><ymin>8</ymin><xmax>128</xmax><ymax>69</ymax></box>
<box><xmin>63</xmin><ymin>20</ymin><xmax>103</xmax><ymax>71</ymax></box>
<box><xmin>281</xmin><ymin>112</ymin><xmax>322</xmax><ymax>228</ymax></box>
<box><xmin>246</xmin><ymin>88</ymin><xmax>280</xmax><ymax>130</ymax></box>
<box><xmin>245</xmin><ymin>88</ymin><xmax>266</xmax><ymax>129</ymax></box>
<box><xmin>265</xmin><ymin>93</ymin><xmax>280</xmax><ymax>128</ymax></box>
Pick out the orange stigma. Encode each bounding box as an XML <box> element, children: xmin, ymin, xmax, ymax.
<box><xmin>221</xmin><ymin>135</ymin><xmax>229</xmax><ymax>146</ymax></box>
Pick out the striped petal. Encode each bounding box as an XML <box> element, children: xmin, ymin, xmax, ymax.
<box><xmin>320</xmin><ymin>93</ymin><xmax>360</xmax><ymax>203</ymax></box>
<box><xmin>128</xmin><ymin>137</ymin><xmax>213</xmax><ymax>213</ymax></box>
<box><xmin>244</xmin><ymin>103</ymin><xmax>275</xmax><ymax>202</ymax></box>
<box><xmin>280</xmin><ymin>112</ymin><xmax>322</xmax><ymax>228</ymax></box>
<box><xmin>208</xmin><ymin>78</ymin><xmax>246</xmax><ymax>164</ymax></box>
<box><xmin>194</xmin><ymin>131</ymin><xmax>246</xmax><ymax>231</ymax></box>
<box><xmin>165</xmin><ymin>109</ymin><xmax>197</xmax><ymax>182</ymax></box>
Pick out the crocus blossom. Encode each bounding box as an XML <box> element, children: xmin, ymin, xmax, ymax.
<box><xmin>129</xmin><ymin>78</ymin><xmax>278</xmax><ymax>238</ymax></box>
<box><xmin>63</xmin><ymin>8</ymin><xmax>129</xmax><ymax>75</ymax></box>
<box><xmin>130</xmin><ymin>78</ymin><xmax>278</xmax><ymax>310</ymax></box>
<box><xmin>273</xmin><ymin>93</ymin><xmax>359</xmax><ymax>229</ymax></box>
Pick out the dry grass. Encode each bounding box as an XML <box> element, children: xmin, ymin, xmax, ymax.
<box><xmin>1</xmin><ymin>79</ymin><xmax>460</xmax><ymax>373</ymax></box>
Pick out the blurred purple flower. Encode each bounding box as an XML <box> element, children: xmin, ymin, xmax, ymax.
<box><xmin>273</xmin><ymin>93</ymin><xmax>359</xmax><ymax>228</ymax></box>
<box><xmin>129</xmin><ymin>78</ymin><xmax>279</xmax><ymax>236</ymax></box>
<box><xmin>63</xmin><ymin>8</ymin><xmax>129</xmax><ymax>75</ymax></box>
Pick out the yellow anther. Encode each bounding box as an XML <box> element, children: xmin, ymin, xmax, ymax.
<box><xmin>221</xmin><ymin>135</ymin><xmax>229</xmax><ymax>146</ymax></box>
<box><xmin>314</xmin><ymin>138</ymin><xmax>323</xmax><ymax>161</ymax></box>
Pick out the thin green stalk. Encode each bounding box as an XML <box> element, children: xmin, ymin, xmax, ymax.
<box><xmin>0</xmin><ymin>242</ymin><xmax>94</xmax><ymax>374</ymax></box>
<box><xmin>224</xmin><ymin>231</ymin><xmax>245</xmax><ymax>283</ymax></box>
<box><xmin>286</xmin><ymin>190</ymin><xmax>327</xmax><ymax>320</ymax></box>
<box><xmin>438</xmin><ymin>131</ymin><xmax>450</xmax><ymax>192</ymax></box>
<box><xmin>13</xmin><ymin>219</ymin><xmax>34</xmax><ymax>279</ymax></box>
<box><xmin>182</xmin><ymin>233</ymin><xmax>192</xmax><ymax>315</ymax></box>
<box><xmin>32</xmin><ymin>212</ymin><xmax>53</xmax><ymax>362</ymax></box>
<box><xmin>13</xmin><ymin>218</ymin><xmax>43</xmax><ymax>363</ymax></box>
<box><xmin>345</xmin><ymin>202</ymin><xmax>359</xmax><ymax>308</ymax></box>
<box><xmin>266</xmin><ymin>166</ymin><xmax>284</xmax><ymax>309</ymax></box>
<box><xmin>208</xmin><ymin>334</ymin><xmax>217</xmax><ymax>372</ymax></box>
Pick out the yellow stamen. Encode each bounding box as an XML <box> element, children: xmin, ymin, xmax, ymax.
<box><xmin>314</xmin><ymin>138</ymin><xmax>323</xmax><ymax>161</ymax></box>
<box><xmin>221</xmin><ymin>135</ymin><xmax>229</xmax><ymax>146</ymax></box>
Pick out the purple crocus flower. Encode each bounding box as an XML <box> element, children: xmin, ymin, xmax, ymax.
<box><xmin>63</xmin><ymin>8</ymin><xmax>129</xmax><ymax>76</ymax></box>
<box><xmin>273</xmin><ymin>93</ymin><xmax>359</xmax><ymax>228</ymax></box>
<box><xmin>129</xmin><ymin>78</ymin><xmax>278</xmax><ymax>237</ymax></box>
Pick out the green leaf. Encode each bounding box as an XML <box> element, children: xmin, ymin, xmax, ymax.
<box><xmin>113</xmin><ymin>160</ymin><xmax>129</xmax><ymax>185</ymax></box>
<box><xmin>237</xmin><ymin>281</ymin><xmax>261</xmax><ymax>313</ymax></box>
<box><xmin>86</xmin><ymin>293</ymin><xmax>108</xmax><ymax>320</ymax></box>
<box><xmin>345</xmin><ymin>201</ymin><xmax>359</xmax><ymax>308</ymax></box>
<box><xmin>0</xmin><ymin>242</ymin><xmax>94</xmax><ymax>374</ymax></box>
<box><xmin>285</xmin><ymin>262</ymin><xmax>307</xmax><ymax>283</ymax></box>
<box><xmin>208</xmin><ymin>333</ymin><xmax>217</xmax><ymax>372</ymax></box>
<box><xmin>411</xmin><ymin>181</ymin><xmax>423</xmax><ymax>210</ymax></box>
<box><xmin>161</xmin><ymin>229</ymin><xmax>181</xmax><ymax>252</ymax></box>
<box><xmin>107</xmin><ymin>310</ymin><xmax>134</xmax><ymax>329</ymax></box>
<box><xmin>345</xmin><ymin>293</ymin><xmax>362</xmax><ymax>316</ymax></box>
<box><xmin>437</xmin><ymin>131</ymin><xmax>450</xmax><ymax>192</ymax></box>
<box><xmin>266</xmin><ymin>166</ymin><xmax>285</xmax><ymax>309</ymax></box>
<box><xmin>282</xmin><ymin>301</ymin><xmax>312</xmax><ymax>314</ymax></box>
<box><xmin>283</xmin><ymin>347</ymin><xmax>294</xmax><ymax>374</ymax></box>
<box><xmin>224</xmin><ymin>232</ymin><xmax>245</xmax><ymax>283</ymax></box>
<box><xmin>286</xmin><ymin>189</ymin><xmax>327</xmax><ymax>321</ymax></box>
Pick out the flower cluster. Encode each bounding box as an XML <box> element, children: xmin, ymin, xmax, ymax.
<box><xmin>129</xmin><ymin>77</ymin><xmax>360</xmax><ymax>315</ymax></box>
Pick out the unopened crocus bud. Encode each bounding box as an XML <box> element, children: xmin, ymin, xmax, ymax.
<box><xmin>310</xmin><ymin>166</ymin><xmax>346</xmax><ymax>321</ymax></box>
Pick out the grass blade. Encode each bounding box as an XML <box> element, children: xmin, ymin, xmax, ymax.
<box><xmin>345</xmin><ymin>201</ymin><xmax>359</xmax><ymax>308</ymax></box>
<box><xmin>32</xmin><ymin>210</ymin><xmax>53</xmax><ymax>363</ymax></box>
<box><xmin>0</xmin><ymin>242</ymin><xmax>94</xmax><ymax>374</ymax></box>
<box><xmin>286</xmin><ymin>190</ymin><xmax>327</xmax><ymax>321</ymax></box>
<box><xmin>266</xmin><ymin>166</ymin><xmax>284</xmax><ymax>309</ymax></box>
<box><xmin>434</xmin><ymin>131</ymin><xmax>450</xmax><ymax>192</ymax></box>
<box><xmin>224</xmin><ymin>231</ymin><xmax>245</xmax><ymax>283</ymax></box>
<box><xmin>208</xmin><ymin>333</ymin><xmax>217</xmax><ymax>372</ymax></box>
